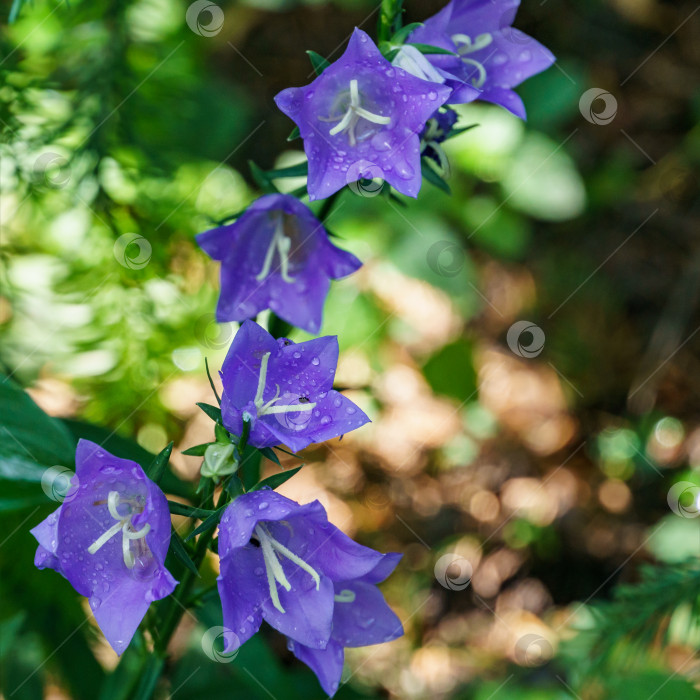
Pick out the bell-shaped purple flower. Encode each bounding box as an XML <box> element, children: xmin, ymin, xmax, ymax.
<box><xmin>409</xmin><ymin>0</ymin><xmax>555</xmax><ymax>119</ymax></box>
<box><xmin>216</xmin><ymin>490</ymin><xmax>402</xmax><ymax>696</ymax></box>
<box><xmin>30</xmin><ymin>440</ymin><xmax>177</xmax><ymax>655</ymax></box>
<box><xmin>197</xmin><ymin>194</ymin><xmax>361</xmax><ymax>335</ymax></box>
<box><xmin>289</xmin><ymin>552</ymin><xmax>403</xmax><ymax>696</ymax></box>
<box><xmin>220</xmin><ymin>320</ymin><xmax>369</xmax><ymax>452</ymax></box>
<box><xmin>274</xmin><ymin>28</ymin><xmax>451</xmax><ymax>201</ymax></box>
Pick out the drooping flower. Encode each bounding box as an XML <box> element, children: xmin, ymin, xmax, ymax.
<box><xmin>409</xmin><ymin>0</ymin><xmax>555</xmax><ymax>119</ymax></box>
<box><xmin>216</xmin><ymin>490</ymin><xmax>402</xmax><ymax>695</ymax></box>
<box><xmin>274</xmin><ymin>28</ymin><xmax>451</xmax><ymax>201</ymax></box>
<box><xmin>31</xmin><ymin>440</ymin><xmax>177</xmax><ymax>655</ymax></box>
<box><xmin>289</xmin><ymin>552</ymin><xmax>403</xmax><ymax>696</ymax></box>
<box><xmin>220</xmin><ymin>320</ymin><xmax>369</xmax><ymax>452</ymax></box>
<box><xmin>197</xmin><ymin>194</ymin><xmax>361</xmax><ymax>335</ymax></box>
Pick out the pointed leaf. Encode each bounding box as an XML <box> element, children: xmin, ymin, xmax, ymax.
<box><xmin>421</xmin><ymin>160</ymin><xmax>451</xmax><ymax>194</ymax></box>
<box><xmin>181</xmin><ymin>442</ymin><xmax>213</xmax><ymax>457</ymax></box>
<box><xmin>169</xmin><ymin>527</ymin><xmax>200</xmax><ymax>577</ymax></box>
<box><xmin>251</xmin><ymin>465</ymin><xmax>303</xmax><ymax>492</ymax></box>
<box><xmin>167</xmin><ymin>501</ymin><xmax>216</xmax><ymax>519</ymax></box>
<box><xmin>146</xmin><ymin>442</ymin><xmax>173</xmax><ymax>483</ymax></box>
<box><xmin>306</xmin><ymin>50</ymin><xmax>331</xmax><ymax>76</ymax></box>
<box><xmin>287</xmin><ymin>125</ymin><xmax>300</xmax><ymax>141</ymax></box>
<box><xmin>184</xmin><ymin>505</ymin><xmax>227</xmax><ymax>542</ymax></box>
<box><xmin>196</xmin><ymin>402</ymin><xmax>222</xmax><ymax>423</ymax></box>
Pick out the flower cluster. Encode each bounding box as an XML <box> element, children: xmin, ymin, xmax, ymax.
<box><xmin>31</xmin><ymin>0</ymin><xmax>552</xmax><ymax>695</ymax></box>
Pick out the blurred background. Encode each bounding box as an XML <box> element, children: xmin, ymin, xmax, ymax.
<box><xmin>2</xmin><ymin>0</ymin><xmax>700</xmax><ymax>698</ymax></box>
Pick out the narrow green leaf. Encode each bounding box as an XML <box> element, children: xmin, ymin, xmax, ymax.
<box><xmin>167</xmin><ymin>500</ymin><xmax>216</xmax><ymax>519</ymax></box>
<box><xmin>251</xmin><ymin>465</ymin><xmax>303</xmax><ymax>491</ymax></box>
<box><xmin>145</xmin><ymin>442</ymin><xmax>173</xmax><ymax>483</ymax></box>
<box><xmin>196</xmin><ymin>402</ymin><xmax>222</xmax><ymax>422</ymax></box>
<box><xmin>391</xmin><ymin>22</ymin><xmax>423</xmax><ymax>44</ymax></box>
<box><xmin>184</xmin><ymin>505</ymin><xmax>226</xmax><ymax>542</ymax></box>
<box><xmin>204</xmin><ymin>357</ymin><xmax>221</xmax><ymax>405</ymax></box>
<box><xmin>266</xmin><ymin>161</ymin><xmax>309</xmax><ymax>179</ymax></box>
<box><xmin>406</xmin><ymin>42</ymin><xmax>457</xmax><ymax>55</ymax></box>
<box><xmin>169</xmin><ymin>528</ymin><xmax>200</xmax><ymax>577</ymax></box>
<box><xmin>258</xmin><ymin>446</ymin><xmax>281</xmax><ymax>466</ymax></box>
<box><xmin>181</xmin><ymin>442</ymin><xmax>213</xmax><ymax>457</ymax></box>
<box><xmin>287</xmin><ymin>125</ymin><xmax>300</xmax><ymax>141</ymax></box>
<box><xmin>421</xmin><ymin>160</ymin><xmax>451</xmax><ymax>194</ymax></box>
<box><xmin>248</xmin><ymin>160</ymin><xmax>279</xmax><ymax>194</ymax></box>
<box><xmin>214</xmin><ymin>423</ymin><xmax>230</xmax><ymax>444</ymax></box>
<box><xmin>306</xmin><ymin>50</ymin><xmax>331</xmax><ymax>76</ymax></box>
<box><xmin>445</xmin><ymin>123</ymin><xmax>479</xmax><ymax>140</ymax></box>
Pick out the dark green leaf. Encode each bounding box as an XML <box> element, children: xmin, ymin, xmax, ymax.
<box><xmin>266</xmin><ymin>162</ymin><xmax>309</xmax><ymax>179</ymax></box>
<box><xmin>306</xmin><ymin>50</ymin><xmax>331</xmax><ymax>76</ymax></box>
<box><xmin>251</xmin><ymin>466</ymin><xmax>303</xmax><ymax>491</ymax></box>
<box><xmin>169</xmin><ymin>527</ymin><xmax>200</xmax><ymax>577</ymax></box>
<box><xmin>391</xmin><ymin>22</ymin><xmax>423</xmax><ymax>44</ymax></box>
<box><xmin>214</xmin><ymin>423</ymin><xmax>230</xmax><ymax>444</ymax></box>
<box><xmin>258</xmin><ymin>446</ymin><xmax>281</xmax><ymax>466</ymax></box>
<box><xmin>181</xmin><ymin>442</ymin><xmax>213</xmax><ymax>457</ymax></box>
<box><xmin>184</xmin><ymin>505</ymin><xmax>226</xmax><ymax>542</ymax></box>
<box><xmin>204</xmin><ymin>357</ymin><xmax>221</xmax><ymax>406</ymax></box>
<box><xmin>196</xmin><ymin>402</ymin><xmax>222</xmax><ymax>423</ymax></box>
<box><xmin>167</xmin><ymin>500</ymin><xmax>216</xmax><ymax>519</ymax></box>
<box><xmin>445</xmin><ymin>123</ymin><xmax>479</xmax><ymax>140</ymax></box>
<box><xmin>287</xmin><ymin>125</ymin><xmax>300</xmax><ymax>141</ymax></box>
<box><xmin>421</xmin><ymin>160</ymin><xmax>451</xmax><ymax>194</ymax></box>
<box><xmin>146</xmin><ymin>442</ymin><xmax>173</xmax><ymax>483</ymax></box>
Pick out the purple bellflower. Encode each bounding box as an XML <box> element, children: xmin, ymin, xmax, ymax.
<box><xmin>31</xmin><ymin>440</ymin><xmax>177</xmax><ymax>655</ymax></box>
<box><xmin>220</xmin><ymin>320</ymin><xmax>369</xmax><ymax>452</ymax></box>
<box><xmin>274</xmin><ymin>28</ymin><xmax>451</xmax><ymax>200</ymax></box>
<box><xmin>289</xmin><ymin>551</ymin><xmax>403</xmax><ymax>696</ymax></box>
<box><xmin>197</xmin><ymin>194</ymin><xmax>361</xmax><ymax>335</ymax></box>
<box><xmin>217</xmin><ymin>490</ymin><xmax>403</xmax><ymax>696</ymax></box>
<box><xmin>409</xmin><ymin>0</ymin><xmax>555</xmax><ymax>119</ymax></box>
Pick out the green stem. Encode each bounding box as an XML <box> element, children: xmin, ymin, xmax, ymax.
<box><xmin>378</xmin><ymin>0</ymin><xmax>404</xmax><ymax>42</ymax></box>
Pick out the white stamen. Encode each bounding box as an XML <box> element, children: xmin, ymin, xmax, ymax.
<box><xmin>88</xmin><ymin>491</ymin><xmax>151</xmax><ymax>569</ymax></box>
<box><xmin>334</xmin><ymin>589</ymin><xmax>356</xmax><ymax>603</ymax></box>
<box><xmin>253</xmin><ymin>353</ymin><xmax>317</xmax><ymax>418</ymax></box>
<box><xmin>256</xmin><ymin>216</ymin><xmax>295</xmax><ymax>283</ymax></box>
<box><xmin>254</xmin><ymin>524</ymin><xmax>322</xmax><ymax>615</ymax></box>
<box><xmin>451</xmin><ymin>33</ymin><xmax>492</xmax><ymax>88</ymax></box>
<box><xmin>326</xmin><ymin>79</ymin><xmax>391</xmax><ymax>146</ymax></box>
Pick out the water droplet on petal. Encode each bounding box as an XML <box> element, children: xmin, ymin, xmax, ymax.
<box><xmin>320</xmin><ymin>415</ymin><xmax>331</xmax><ymax>425</ymax></box>
<box><xmin>311</xmin><ymin>357</ymin><xmax>320</xmax><ymax>366</ymax></box>
<box><xmin>258</xmin><ymin>502</ymin><xmax>269</xmax><ymax>511</ymax></box>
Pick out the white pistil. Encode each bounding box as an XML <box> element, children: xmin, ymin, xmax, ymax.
<box><xmin>256</xmin><ymin>216</ymin><xmax>295</xmax><ymax>283</ymax></box>
<box><xmin>334</xmin><ymin>589</ymin><xmax>356</xmax><ymax>603</ymax></box>
<box><xmin>255</xmin><ymin>524</ymin><xmax>321</xmax><ymax>614</ymax></box>
<box><xmin>326</xmin><ymin>79</ymin><xmax>391</xmax><ymax>147</ymax></box>
<box><xmin>88</xmin><ymin>490</ymin><xmax>151</xmax><ymax>569</ymax></box>
<box><xmin>253</xmin><ymin>352</ymin><xmax>317</xmax><ymax>418</ymax></box>
<box><xmin>451</xmin><ymin>33</ymin><xmax>493</xmax><ymax>88</ymax></box>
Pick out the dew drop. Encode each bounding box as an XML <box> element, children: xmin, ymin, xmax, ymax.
<box><xmin>258</xmin><ymin>502</ymin><xmax>269</xmax><ymax>511</ymax></box>
<box><xmin>320</xmin><ymin>415</ymin><xmax>331</xmax><ymax>425</ymax></box>
<box><xmin>311</xmin><ymin>357</ymin><xmax>320</xmax><ymax>366</ymax></box>
<box><xmin>519</xmin><ymin>50</ymin><xmax>532</xmax><ymax>62</ymax></box>
<box><xmin>428</xmin><ymin>90</ymin><xmax>438</xmax><ymax>100</ymax></box>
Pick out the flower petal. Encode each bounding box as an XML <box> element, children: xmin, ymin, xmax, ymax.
<box><xmin>290</xmin><ymin>639</ymin><xmax>345</xmax><ymax>697</ymax></box>
<box><xmin>331</xmin><ymin>580</ymin><xmax>403</xmax><ymax>647</ymax></box>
